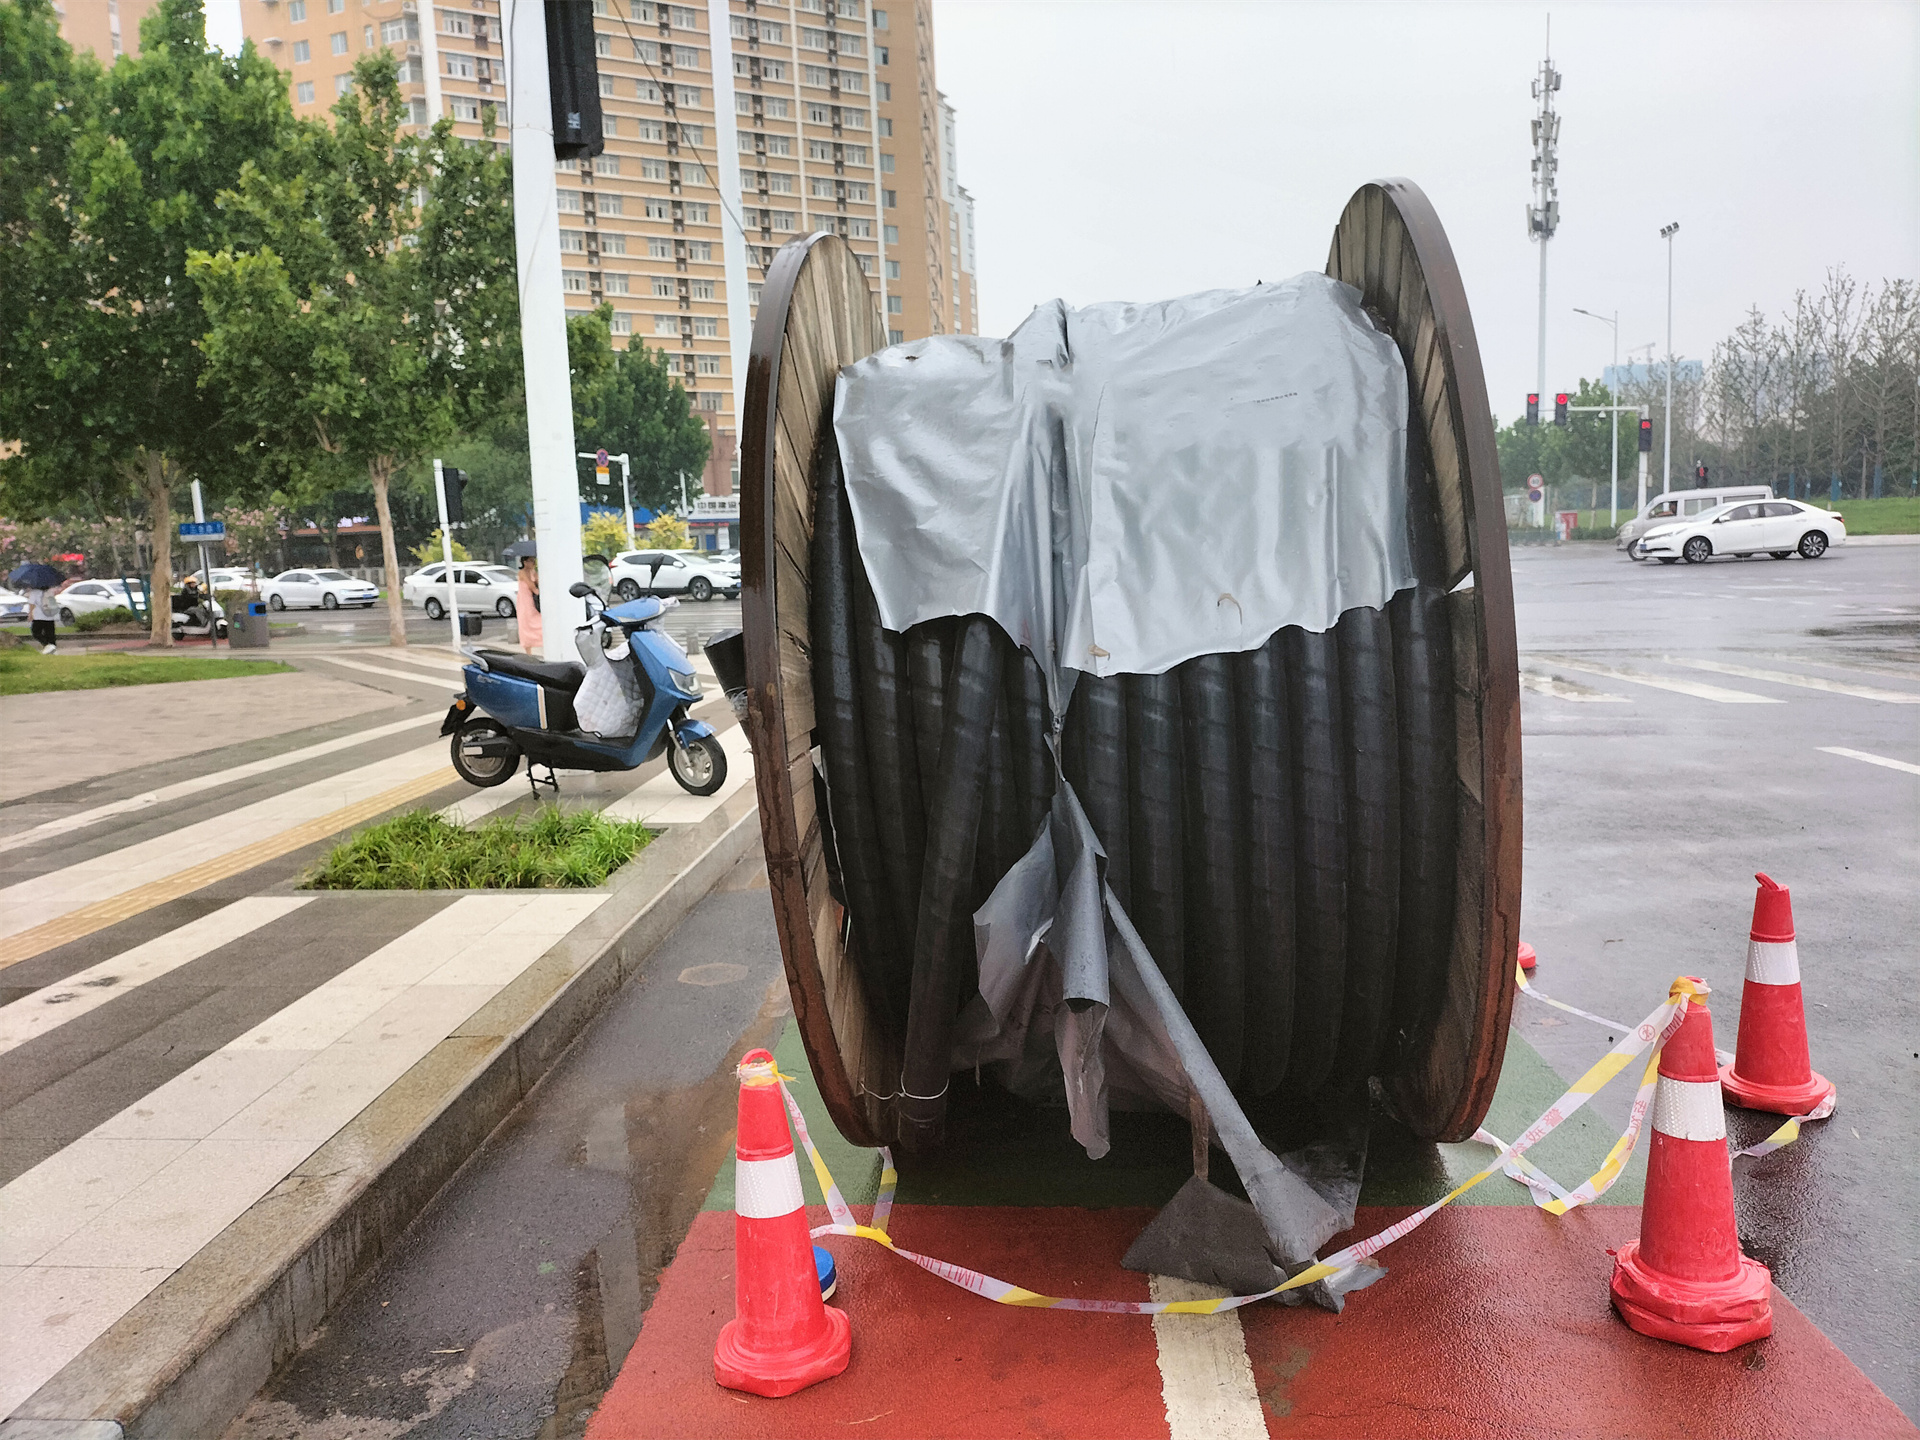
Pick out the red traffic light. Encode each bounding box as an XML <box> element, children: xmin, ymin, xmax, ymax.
<box><xmin>1553</xmin><ymin>393</ymin><xmax>1569</xmax><ymax>427</ymax></box>
<box><xmin>1526</xmin><ymin>393</ymin><xmax>1540</xmax><ymax>426</ymax></box>
<box><xmin>1638</xmin><ymin>417</ymin><xmax>1654</xmax><ymax>453</ymax></box>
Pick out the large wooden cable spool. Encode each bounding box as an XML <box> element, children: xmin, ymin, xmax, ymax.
<box><xmin>739</xmin><ymin>179</ymin><xmax>1521</xmax><ymax>1152</ymax></box>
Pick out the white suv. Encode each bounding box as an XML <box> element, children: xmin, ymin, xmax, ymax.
<box><xmin>609</xmin><ymin>550</ymin><xmax>741</xmax><ymax>602</ymax></box>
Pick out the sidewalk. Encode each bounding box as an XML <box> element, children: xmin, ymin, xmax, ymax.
<box><xmin>0</xmin><ymin>644</ymin><xmax>762</xmax><ymax>1434</ymax></box>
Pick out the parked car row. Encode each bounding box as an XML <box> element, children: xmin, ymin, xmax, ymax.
<box><xmin>402</xmin><ymin>563</ymin><xmax>520</xmax><ymax>619</ymax></box>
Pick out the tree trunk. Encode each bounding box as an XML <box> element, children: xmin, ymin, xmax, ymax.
<box><xmin>370</xmin><ymin>455</ymin><xmax>406</xmax><ymax>647</ymax></box>
<box><xmin>140</xmin><ymin>450</ymin><xmax>173</xmax><ymax>647</ymax></box>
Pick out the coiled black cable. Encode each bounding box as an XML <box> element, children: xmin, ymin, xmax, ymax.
<box><xmin>809</xmin><ymin>432</ymin><xmax>1457</xmax><ymax>1149</ymax></box>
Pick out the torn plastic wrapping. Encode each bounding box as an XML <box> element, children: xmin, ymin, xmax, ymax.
<box><xmin>836</xmin><ymin>275</ymin><xmax>1416</xmax><ymax>1307</ymax></box>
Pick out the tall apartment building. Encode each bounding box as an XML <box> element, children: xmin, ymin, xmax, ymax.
<box><xmin>240</xmin><ymin>0</ymin><xmax>978</xmax><ymax>495</ymax></box>
<box><xmin>53</xmin><ymin>0</ymin><xmax>162</xmax><ymax>60</ymax></box>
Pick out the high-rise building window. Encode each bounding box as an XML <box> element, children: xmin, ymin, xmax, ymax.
<box><xmin>288</xmin><ymin>0</ymin><xmax>306</xmax><ymax>19</ymax></box>
<box><xmin>697</xmin><ymin>393</ymin><xmax>721</xmax><ymax>411</ymax></box>
<box><xmin>671</xmin><ymin>45</ymin><xmax>698</xmax><ymax>67</ymax></box>
<box><xmin>603</xmin><ymin>115</ymin><xmax>618</xmax><ymax>136</ymax></box>
<box><xmin>632</xmin><ymin>39</ymin><xmax>658</xmax><ymax>62</ymax></box>
<box><xmin>645</xmin><ymin>197</ymin><xmax>671</xmax><ymax>220</ymax></box>
<box><xmin>889</xmin><ymin>328</ymin><xmax>904</xmax><ymax>344</ymax></box>
<box><xmin>451</xmin><ymin>96</ymin><xmax>481</xmax><ymax>120</ymax></box>
<box><xmin>594</xmin><ymin>155</ymin><xmax>621</xmax><ymax>175</ymax></box>
<box><xmin>849</xmin><ymin>218</ymin><xmax>872</xmax><ymax>238</ymax></box>
<box><xmin>335</xmin><ymin>73</ymin><xmax>354</xmax><ymax>95</ymax></box>
<box><xmin>883</xmin><ymin>225</ymin><xmax>898</xmax><ymax>244</ymax></box>
<box><xmin>605</xmin><ymin>274</ymin><xmax>630</xmax><ymax>294</ymax></box>
<box><xmin>610</xmin><ymin>313</ymin><xmax>632</xmax><ymax>335</ymax></box>
<box><xmin>598</xmin><ymin>196</ymin><xmax>623</xmax><ymax>215</ymax></box>
<box><xmin>595</xmin><ymin>35</ymin><xmax>612</xmax><ymax>57</ymax></box>
<box><xmin>599</xmin><ymin>76</ymin><xmax>615</xmax><ymax>97</ymax></box>
<box><xmin>877</xmin><ymin>45</ymin><xmax>888</xmax><ymax>65</ymax></box>
<box><xmin>669</xmin><ymin>5</ymin><xmax>698</xmax><ymax>26</ymax></box>
<box><xmin>748</xmin><ymin>283</ymin><xmax>763</xmax><ymax>305</ymax></box>
<box><xmin>687</xmin><ymin>242</ymin><xmax>713</xmax><ymax>261</ymax></box>
<box><xmin>601</xmin><ymin>234</ymin><xmax>627</xmax><ymax>254</ymax></box>
<box><xmin>446</xmin><ymin>53</ymin><xmax>474</xmax><ymax>78</ymax></box>
<box><xmin>648</xmin><ymin>238</ymin><xmax>674</xmax><ymax>258</ymax></box>
<box><xmin>690</xmin><ymin>278</ymin><xmax>715</xmax><ymax>299</ymax></box>
<box><xmin>763</xmin><ymin>136</ymin><xmax>791</xmax><ymax>156</ymax></box>
<box><xmin>879</xmin><ymin>118</ymin><xmax>892</xmax><ymax>137</ymax></box>
<box><xmin>885</xmin><ymin>260</ymin><xmax>900</xmax><ymax>279</ymax></box>
<box><xmin>557</xmin><ymin>189</ymin><xmax>583</xmax><ymax>213</ymax></box>
<box><xmin>877</xmin><ymin>82</ymin><xmax>890</xmax><ymax>100</ymax></box>
<box><xmin>641</xmin><ymin>159</ymin><xmax>667</xmax><ymax>180</ymax></box>
<box><xmin>330</xmin><ymin>30</ymin><xmax>348</xmax><ymax>54</ymax></box>
<box><xmin>381</xmin><ymin>17</ymin><xmax>416</xmax><ymax>42</ymax></box>
<box><xmin>638</xmin><ymin>120</ymin><xmax>665</xmax><ymax>141</ymax></box>
<box><xmin>880</xmin><ymin>154</ymin><xmax>895</xmax><ymax>173</ymax></box>
<box><xmin>636</xmin><ymin>80</ymin><xmax>660</xmax><ymax>100</ymax></box>
<box><xmin>882</xmin><ymin>189</ymin><xmax>896</xmax><ymax>208</ymax></box>
<box><xmin>873</xmin><ymin>7</ymin><xmax>888</xmax><ymax>28</ymax></box>
<box><xmin>696</xmin><ymin>355</ymin><xmax>720</xmax><ymax>375</ymax></box>
<box><xmin>559</xmin><ymin>230</ymin><xmax>586</xmax><ymax>252</ymax></box>
<box><xmin>692</xmin><ymin>316</ymin><xmax>718</xmax><ymax>337</ymax></box>
<box><xmin>363</xmin><ymin>26</ymin><xmax>373</xmax><ymax>47</ymax></box>
<box><xmin>327</xmin><ymin>0</ymin><xmax>343</xmax><ymax>13</ymax></box>
<box><xmin>296</xmin><ymin>80</ymin><xmax>316</xmax><ymax>103</ymax></box>
<box><xmin>684</xmin><ymin>203</ymin><xmax>710</xmax><ymax>223</ymax></box>
<box><xmin>654</xmin><ymin>315</ymin><xmax>680</xmax><ymax>335</ymax></box>
<box><xmin>563</xmin><ymin>271</ymin><xmax>590</xmax><ymax>293</ymax></box>
<box><xmin>653</xmin><ymin>277</ymin><xmax>676</xmax><ymax>298</ymax></box>
<box><xmin>293</xmin><ymin>38</ymin><xmax>311</xmax><ymax>62</ymax></box>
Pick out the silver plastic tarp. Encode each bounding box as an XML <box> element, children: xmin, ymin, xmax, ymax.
<box><xmin>829</xmin><ymin>274</ymin><xmax>1415</xmax><ymax>1301</ymax></box>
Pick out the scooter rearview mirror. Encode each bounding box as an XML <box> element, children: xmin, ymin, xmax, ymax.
<box><xmin>568</xmin><ymin>581</ymin><xmax>594</xmax><ymax>598</ymax></box>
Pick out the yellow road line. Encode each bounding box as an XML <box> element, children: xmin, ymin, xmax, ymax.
<box><xmin>0</xmin><ymin>768</ymin><xmax>458</xmax><ymax>971</ymax></box>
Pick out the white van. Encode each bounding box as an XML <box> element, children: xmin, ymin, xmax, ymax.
<box><xmin>1619</xmin><ymin>486</ymin><xmax>1773</xmax><ymax>554</ymax></box>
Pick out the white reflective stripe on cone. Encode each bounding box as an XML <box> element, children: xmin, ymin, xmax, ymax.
<box><xmin>735</xmin><ymin>1154</ymin><xmax>806</xmax><ymax>1219</ymax></box>
<box><xmin>1746</xmin><ymin>938</ymin><xmax>1800</xmax><ymax>986</ymax></box>
<box><xmin>1651</xmin><ymin>1077</ymin><xmax>1727</xmax><ymax>1142</ymax></box>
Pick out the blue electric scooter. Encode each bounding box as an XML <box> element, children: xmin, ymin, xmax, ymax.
<box><xmin>440</xmin><ymin>581</ymin><xmax>727</xmax><ymax>796</ymax></box>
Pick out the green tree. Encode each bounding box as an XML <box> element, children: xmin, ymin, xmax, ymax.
<box><xmin>191</xmin><ymin>53</ymin><xmax>517</xmax><ymax>644</ymax></box>
<box><xmin>0</xmin><ymin>0</ymin><xmax>296</xmax><ymax>643</ymax></box>
<box><xmin>570</xmin><ymin>306</ymin><xmax>711</xmax><ymax>513</ymax></box>
<box><xmin>580</xmin><ymin>511</ymin><xmax>630</xmax><ymax>557</ymax></box>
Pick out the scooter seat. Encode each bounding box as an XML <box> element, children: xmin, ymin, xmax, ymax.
<box><xmin>475</xmin><ymin>649</ymin><xmax>587</xmax><ymax>693</ymax></box>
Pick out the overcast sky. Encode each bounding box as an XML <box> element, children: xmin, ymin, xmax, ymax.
<box><xmin>208</xmin><ymin>0</ymin><xmax>1918</xmax><ymax>425</ymax></box>
<box><xmin>931</xmin><ymin>0</ymin><xmax>1918</xmax><ymax>423</ymax></box>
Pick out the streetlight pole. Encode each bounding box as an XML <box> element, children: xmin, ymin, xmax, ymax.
<box><xmin>1660</xmin><ymin>222</ymin><xmax>1680</xmax><ymax>494</ymax></box>
<box><xmin>1574</xmin><ymin>306</ymin><xmax>1620</xmax><ymax>524</ymax></box>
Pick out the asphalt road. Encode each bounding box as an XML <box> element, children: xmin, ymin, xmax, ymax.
<box><xmin>221</xmin><ymin>540</ymin><xmax>1919</xmax><ymax>1436</ymax></box>
<box><xmin>264</xmin><ymin>596</ymin><xmax>744</xmax><ymax>658</ymax></box>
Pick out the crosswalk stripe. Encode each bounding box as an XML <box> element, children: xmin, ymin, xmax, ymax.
<box><xmin>0</xmin><ymin>891</ymin><xmax>605</xmax><ymax>1416</ymax></box>
<box><xmin>0</xmin><ymin>713</ymin><xmax>441</xmax><ymax>857</ymax></box>
<box><xmin>0</xmin><ymin>898</ymin><xmax>313</xmax><ymax>1055</ymax></box>
<box><xmin>0</xmin><ymin>765</ymin><xmax>456</xmax><ymax>970</ymax></box>
<box><xmin>1817</xmin><ymin>747</ymin><xmax>1920</xmax><ymax>777</ymax></box>
<box><xmin>1532</xmin><ymin>656</ymin><xmax>1784</xmax><ymax>704</ymax></box>
<box><xmin>313</xmin><ymin>655</ymin><xmax>459</xmax><ymax>690</ymax></box>
<box><xmin>1666</xmin><ymin>657</ymin><xmax>1920</xmax><ymax>703</ymax></box>
<box><xmin>1520</xmin><ymin>671</ymin><xmax>1631</xmax><ymax>703</ymax></box>
<box><xmin>437</xmin><ymin>783</ymin><xmax>530</xmax><ymax>826</ymax></box>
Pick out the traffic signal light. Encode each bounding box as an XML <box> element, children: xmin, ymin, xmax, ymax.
<box><xmin>1554</xmin><ymin>393</ymin><xmax>1569</xmax><ymax>427</ymax></box>
<box><xmin>442</xmin><ymin>467</ymin><xmax>468</xmax><ymax>526</ymax></box>
<box><xmin>1526</xmin><ymin>393</ymin><xmax>1540</xmax><ymax>426</ymax></box>
<box><xmin>1638</xmin><ymin>417</ymin><xmax>1654</xmax><ymax>453</ymax></box>
<box><xmin>546</xmin><ymin>0</ymin><xmax>605</xmax><ymax>160</ymax></box>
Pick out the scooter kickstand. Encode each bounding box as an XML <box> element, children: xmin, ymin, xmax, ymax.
<box><xmin>526</xmin><ymin>763</ymin><xmax>559</xmax><ymax>798</ymax></box>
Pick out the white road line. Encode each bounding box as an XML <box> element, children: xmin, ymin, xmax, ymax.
<box><xmin>1818</xmin><ymin>747</ymin><xmax>1920</xmax><ymax>777</ymax></box>
<box><xmin>1665</xmin><ymin>657</ymin><xmax>1920</xmax><ymax>703</ymax></box>
<box><xmin>0</xmin><ymin>744</ymin><xmax>451</xmax><ymax>942</ymax></box>
<box><xmin>0</xmin><ymin>898</ymin><xmax>312</xmax><ymax>1055</ymax></box>
<box><xmin>314</xmin><ymin>655</ymin><xmax>460</xmax><ymax>690</ymax></box>
<box><xmin>437</xmin><ymin>784</ymin><xmax>529</xmax><ymax>826</ymax></box>
<box><xmin>0</xmin><ymin>714</ymin><xmax>443</xmax><ymax>856</ymax></box>
<box><xmin>1757</xmin><ymin>651</ymin><xmax>1920</xmax><ymax>683</ymax></box>
<box><xmin>366</xmin><ymin>648</ymin><xmax>468</xmax><ymax>673</ymax></box>
<box><xmin>1532</xmin><ymin>656</ymin><xmax>1784</xmax><ymax>704</ymax></box>
<box><xmin>0</xmin><ymin>891</ymin><xmax>606</xmax><ymax>1417</ymax></box>
<box><xmin>1148</xmin><ymin>1275</ymin><xmax>1268</xmax><ymax>1440</ymax></box>
<box><xmin>1520</xmin><ymin>671</ymin><xmax>1631</xmax><ymax>703</ymax></box>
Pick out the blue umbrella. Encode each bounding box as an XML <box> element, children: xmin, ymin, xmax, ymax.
<box><xmin>6</xmin><ymin>563</ymin><xmax>65</xmax><ymax>591</ymax></box>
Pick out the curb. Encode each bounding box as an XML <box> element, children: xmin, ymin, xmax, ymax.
<box><xmin>2</xmin><ymin>791</ymin><xmax>762</xmax><ymax>1440</ymax></box>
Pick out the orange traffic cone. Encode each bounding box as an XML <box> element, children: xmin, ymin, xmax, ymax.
<box><xmin>1719</xmin><ymin>873</ymin><xmax>1835</xmax><ymax>1116</ymax></box>
<box><xmin>1610</xmin><ymin>985</ymin><xmax>1773</xmax><ymax>1352</ymax></box>
<box><xmin>714</xmin><ymin>1049</ymin><xmax>851</xmax><ymax>1397</ymax></box>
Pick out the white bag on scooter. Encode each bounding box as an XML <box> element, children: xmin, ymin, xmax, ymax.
<box><xmin>573</xmin><ymin>635</ymin><xmax>645</xmax><ymax>737</ymax></box>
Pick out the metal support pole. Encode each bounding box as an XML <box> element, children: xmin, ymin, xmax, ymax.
<box><xmin>433</xmin><ymin>459</ymin><xmax>462</xmax><ymax>655</ymax></box>
<box><xmin>190</xmin><ymin>480</ymin><xmax>217</xmax><ymax>648</ymax></box>
<box><xmin>510</xmin><ymin>0</ymin><xmax>585</xmax><ymax>661</ymax></box>
<box><xmin>1661</xmin><ymin>222</ymin><xmax>1679</xmax><ymax>495</ymax></box>
<box><xmin>619</xmin><ymin>452</ymin><xmax>634</xmax><ymax>550</ymax></box>
<box><xmin>1637</xmin><ymin>406</ymin><xmax>1651</xmax><ymax>514</ymax></box>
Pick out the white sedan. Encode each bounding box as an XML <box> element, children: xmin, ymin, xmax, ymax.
<box><xmin>53</xmin><ymin>579</ymin><xmax>143</xmax><ymax>621</ymax></box>
<box><xmin>1635</xmin><ymin>499</ymin><xmax>1847</xmax><ymax>565</ymax></box>
<box><xmin>401</xmin><ymin>563</ymin><xmax>520</xmax><ymax>619</ymax></box>
<box><xmin>258</xmin><ymin>568</ymin><xmax>381</xmax><ymax>610</ymax></box>
<box><xmin>609</xmin><ymin>550</ymin><xmax>741</xmax><ymax>602</ymax></box>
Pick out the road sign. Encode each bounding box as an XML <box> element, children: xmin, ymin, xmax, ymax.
<box><xmin>179</xmin><ymin>521</ymin><xmax>226</xmax><ymax>539</ymax></box>
<box><xmin>1527</xmin><ymin>475</ymin><xmax>1544</xmax><ymax>504</ymax></box>
<box><xmin>596</xmin><ymin>448</ymin><xmax>609</xmax><ymax>465</ymax></box>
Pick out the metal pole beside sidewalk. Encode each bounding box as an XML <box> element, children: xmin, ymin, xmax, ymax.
<box><xmin>433</xmin><ymin>459</ymin><xmax>462</xmax><ymax>656</ymax></box>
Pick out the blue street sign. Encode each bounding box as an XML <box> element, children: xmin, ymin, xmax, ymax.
<box><xmin>179</xmin><ymin>521</ymin><xmax>226</xmax><ymax>538</ymax></box>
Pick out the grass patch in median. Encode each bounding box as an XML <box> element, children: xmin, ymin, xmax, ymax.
<box><xmin>0</xmin><ymin>650</ymin><xmax>293</xmax><ymax>695</ymax></box>
<box><xmin>305</xmin><ymin>806</ymin><xmax>656</xmax><ymax>890</ymax></box>
<box><xmin>1830</xmin><ymin>495</ymin><xmax>1919</xmax><ymax>535</ymax></box>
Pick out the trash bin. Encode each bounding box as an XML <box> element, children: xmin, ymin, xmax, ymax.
<box><xmin>229</xmin><ymin>600</ymin><xmax>271</xmax><ymax>649</ymax></box>
<box><xmin>459</xmin><ymin>612</ymin><xmax>484</xmax><ymax>637</ymax></box>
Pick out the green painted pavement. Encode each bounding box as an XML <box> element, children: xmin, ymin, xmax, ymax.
<box><xmin>702</xmin><ymin>1022</ymin><xmax>1645</xmax><ymax>1214</ymax></box>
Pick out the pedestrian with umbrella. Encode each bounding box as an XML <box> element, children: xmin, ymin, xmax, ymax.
<box><xmin>8</xmin><ymin>563</ymin><xmax>65</xmax><ymax>654</ymax></box>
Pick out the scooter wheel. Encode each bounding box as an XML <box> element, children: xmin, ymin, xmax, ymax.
<box><xmin>451</xmin><ymin>719</ymin><xmax>521</xmax><ymax>788</ymax></box>
<box><xmin>667</xmin><ymin>732</ymin><xmax>727</xmax><ymax>796</ymax></box>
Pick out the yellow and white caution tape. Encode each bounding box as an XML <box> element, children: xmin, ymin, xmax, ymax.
<box><xmin>1514</xmin><ymin>962</ymin><xmax>1634</xmax><ymax>1034</ymax></box>
<box><xmin>1732</xmin><ymin>1089</ymin><xmax>1837</xmax><ymax>1159</ymax></box>
<box><xmin>774</xmin><ymin>976</ymin><xmax>1704</xmax><ymax>1316</ymax></box>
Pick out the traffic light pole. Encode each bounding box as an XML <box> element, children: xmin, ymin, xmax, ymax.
<box><xmin>433</xmin><ymin>459</ymin><xmax>462</xmax><ymax>655</ymax></box>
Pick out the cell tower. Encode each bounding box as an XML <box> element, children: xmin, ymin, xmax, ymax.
<box><xmin>1528</xmin><ymin>23</ymin><xmax>1562</xmax><ymax>407</ymax></box>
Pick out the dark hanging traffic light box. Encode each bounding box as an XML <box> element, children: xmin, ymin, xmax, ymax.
<box><xmin>547</xmin><ymin>0</ymin><xmax>605</xmax><ymax>160</ymax></box>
